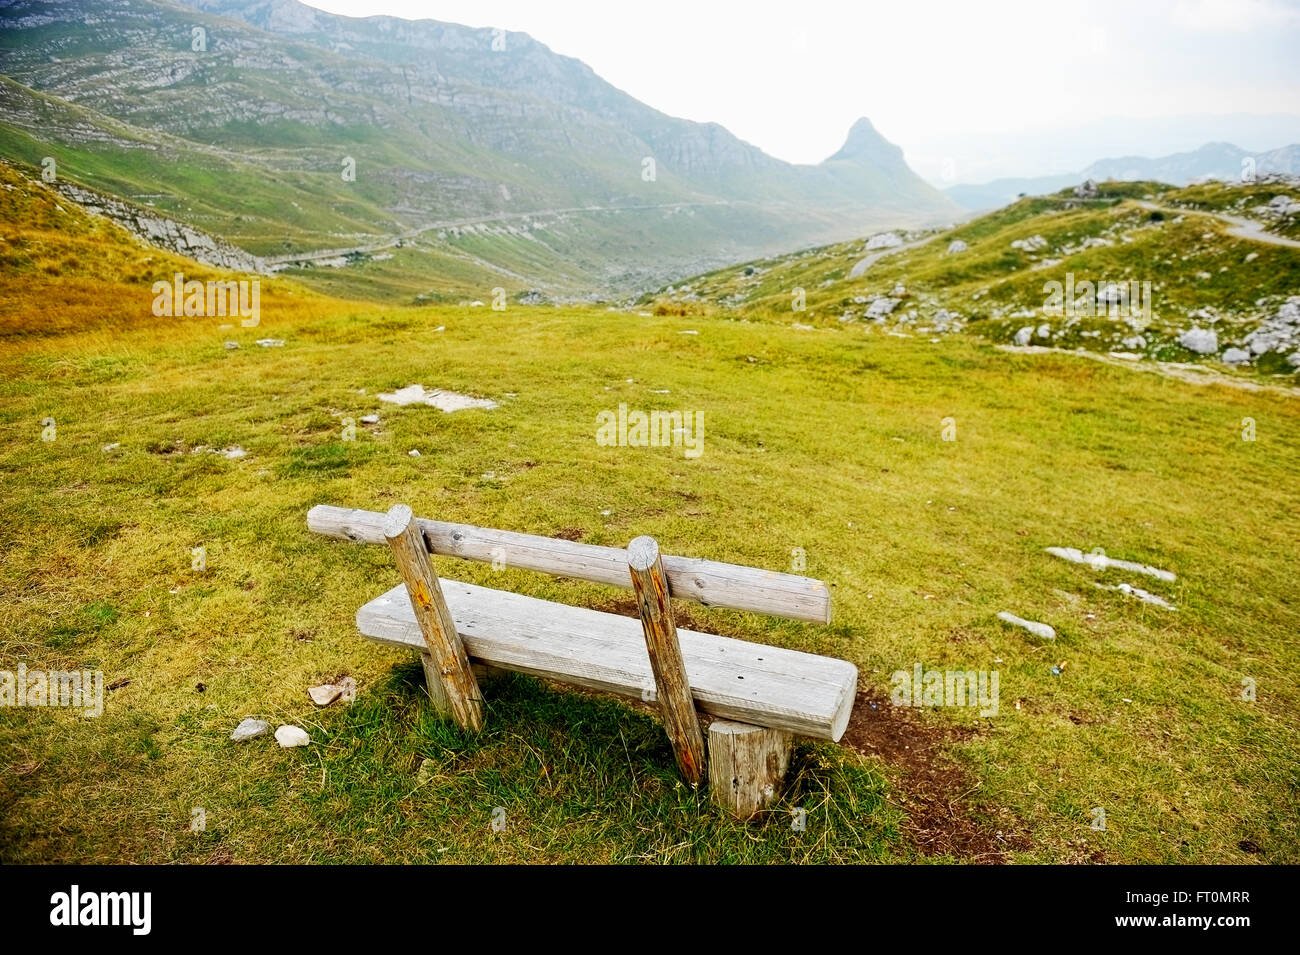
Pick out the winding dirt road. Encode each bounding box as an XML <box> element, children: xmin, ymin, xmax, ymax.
<box><xmin>1136</xmin><ymin>200</ymin><xmax>1300</xmax><ymax>249</ymax></box>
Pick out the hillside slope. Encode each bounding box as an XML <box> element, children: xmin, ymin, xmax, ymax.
<box><xmin>647</xmin><ymin>178</ymin><xmax>1300</xmax><ymax>378</ymax></box>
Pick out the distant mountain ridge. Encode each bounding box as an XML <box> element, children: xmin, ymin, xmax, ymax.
<box><xmin>0</xmin><ymin>0</ymin><xmax>958</xmax><ymax>300</ymax></box>
<box><xmin>945</xmin><ymin>141</ymin><xmax>1300</xmax><ymax>211</ymax></box>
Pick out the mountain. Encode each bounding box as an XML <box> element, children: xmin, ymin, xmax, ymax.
<box><xmin>0</xmin><ymin>0</ymin><xmax>958</xmax><ymax>300</ymax></box>
<box><xmin>1082</xmin><ymin>141</ymin><xmax>1300</xmax><ymax>183</ymax></box>
<box><xmin>945</xmin><ymin>142</ymin><xmax>1300</xmax><ymax>211</ymax></box>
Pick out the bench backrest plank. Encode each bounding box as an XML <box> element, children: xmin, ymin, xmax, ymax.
<box><xmin>309</xmin><ymin>504</ymin><xmax>831</xmax><ymax>624</ymax></box>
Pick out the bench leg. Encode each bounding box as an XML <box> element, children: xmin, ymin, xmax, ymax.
<box><xmin>418</xmin><ymin>655</ymin><xmax>497</xmax><ymax>716</ymax></box>
<box><xmin>708</xmin><ymin>720</ymin><xmax>792</xmax><ymax>820</ymax></box>
<box><xmin>386</xmin><ymin>504</ymin><xmax>484</xmax><ymax>731</ymax></box>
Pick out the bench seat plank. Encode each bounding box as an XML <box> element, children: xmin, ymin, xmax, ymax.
<box><xmin>357</xmin><ymin>580</ymin><xmax>856</xmax><ymax>742</ymax></box>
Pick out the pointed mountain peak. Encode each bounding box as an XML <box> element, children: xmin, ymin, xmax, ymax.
<box><xmin>827</xmin><ymin>117</ymin><xmax>905</xmax><ymax>167</ymax></box>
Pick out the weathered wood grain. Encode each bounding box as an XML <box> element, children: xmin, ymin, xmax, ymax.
<box><xmin>356</xmin><ymin>579</ymin><xmax>857</xmax><ymax>740</ymax></box>
<box><xmin>383</xmin><ymin>504</ymin><xmax>483</xmax><ymax>732</ymax></box>
<box><xmin>627</xmin><ymin>536</ymin><xmax>706</xmax><ymax>786</ymax></box>
<box><xmin>308</xmin><ymin>504</ymin><xmax>830</xmax><ymax>624</ymax></box>
<box><xmin>708</xmin><ymin>720</ymin><xmax>793</xmax><ymax>820</ymax></box>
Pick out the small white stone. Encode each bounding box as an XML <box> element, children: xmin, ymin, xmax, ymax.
<box><xmin>997</xmin><ymin>611</ymin><xmax>1056</xmax><ymax>641</ymax></box>
<box><xmin>231</xmin><ymin>718</ymin><xmax>270</xmax><ymax>741</ymax></box>
<box><xmin>275</xmin><ymin>725</ymin><xmax>310</xmax><ymax>748</ymax></box>
<box><xmin>308</xmin><ymin>684</ymin><xmax>343</xmax><ymax>706</ymax></box>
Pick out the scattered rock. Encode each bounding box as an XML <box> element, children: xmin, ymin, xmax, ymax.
<box><xmin>1011</xmin><ymin>234</ymin><xmax>1048</xmax><ymax>252</ymax></box>
<box><xmin>1036</xmin><ymin>323</ymin><xmax>1051</xmax><ymax>340</ymax></box>
<box><xmin>1221</xmin><ymin>347</ymin><xmax>1250</xmax><ymax>365</ymax></box>
<box><xmin>378</xmin><ymin>384</ymin><xmax>498</xmax><ymax>412</ymax></box>
<box><xmin>231</xmin><ymin>718</ymin><xmax>270</xmax><ymax>741</ymax></box>
<box><xmin>1074</xmin><ymin>179</ymin><xmax>1099</xmax><ymax>199</ymax></box>
<box><xmin>223</xmin><ymin>341</ymin><xmax>239</xmax><ymax>350</ymax></box>
<box><xmin>865</xmin><ymin>232</ymin><xmax>902</xmax><ymax>250</ymax></box>
<box><xmin>360</xmin><ymin>414</ymin><xmax>379</xmax><ymax>424</ymax></box>
<box><xmin>1096</xmin><ymin>283</ymin><xmax>1126</xmax><ymax>306</ymax></box>
<box><xmin>1014</xmin><ymin>326</ymin><xmax>1034</xmax><ymax>346</ymax></box>
<box><xmin>866</xmin><ymin>296</ymin><xmax>899</xmax><ymax>319</ymax></box>
<box><xmin>1045</xmin><ymin>546</ymin><xmax>1175</xmax><ymax>582</ymax></box>
<box><xmin>1267</xmin><ymin>194</ymin><xmax>1300</xmax><ymax>215</ymax></box>
<box><xmin>274</xmin><ymin>725</ymin><xmax>310</xmax><ymax>748</ymax></box>
<box><xmin>255</xmin><ymin>339</ymin><xmax>285</xmax><ymax>348</ymax></box>
<box><xmin>1178</xmin><ymin>327</ymin><xmax>1218</xmax><ymax>355</ymax></box>
<box><xmin>997</xmin><ymin>611</ymin><xmax>1056</xmax><ymax>641</ymax></box>
<box><xmin>1096</xmin><ymin>583</ymin><xmax>1176</xmax><ymax>610</ymax></box>
<box><xmin>947</xmin><ymin>239</ymin><xmax>968</xmax><ymax>254</ymax></box>
<box><xmin>101</xmin><ymin>442</ymin><xmax>120</xmax><ymax>452</ymax></box>
<box><xmin>308</xmin><ymin>684</ymin><xmax>343</xmax><ymax>706</ymax></box>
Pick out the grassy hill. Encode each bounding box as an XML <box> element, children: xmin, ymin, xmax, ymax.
<box><xmin>645</xmin><ymin>179</ymin><xmax>1300</xmax><ymax>377</ymax></box>
<box><xmin>2</xmin><ymin>162</ymin><xmax>1297</xmax><ymax>863</ymax></box>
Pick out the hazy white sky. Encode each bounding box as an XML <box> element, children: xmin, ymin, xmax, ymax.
<box><xmin>307</xmin><ymin>0</ymin><xmax>1300</xmax><ymax>182</ymax></box>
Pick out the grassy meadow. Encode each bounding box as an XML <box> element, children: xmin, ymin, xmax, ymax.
<box><xmin>1</xmin><ymin>163</ymin><xmax>1297</xmax><ymax>864</ymax></box>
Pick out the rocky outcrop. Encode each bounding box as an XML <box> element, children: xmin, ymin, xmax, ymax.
<box><xmin>53</xmin><ymin>180</ymin><xmax>265</xmax><ymax>273</ymax></box>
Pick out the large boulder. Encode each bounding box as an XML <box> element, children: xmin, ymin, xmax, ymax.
<box><xmin>1010</xmin><ymin>234</ymin><xmax>1048</xmax><ymax>252</ymax></box>
<box><xmin>1178</xmin><ymin>327</ymin><xmax>1218</xmax><ymax>355</ymax></box>
<box><xmin>866</xmin><ymin>296</ymin><xmax>899</xmax><ymax>319</ymax></box>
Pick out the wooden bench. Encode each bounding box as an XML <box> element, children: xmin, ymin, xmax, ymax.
<box><xmin>307</xmin><ymin>503</ymin><xmax>857</xmax><ymax>818</ymax></box>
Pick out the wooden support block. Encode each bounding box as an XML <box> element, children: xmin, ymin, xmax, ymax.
<box><xmin>627</xmin><ymin>535</ymin><xmax>706</xmax><ymax>787</ymax></box>
<box><xmin>384</xmin><ymin>504</ymin><xmax>484</xmax><ymax>731</ymax></box>
<box><xmin>708</xmin><ymin>720</ymin><xmax>792</xmax><ymax>820</ymax></box>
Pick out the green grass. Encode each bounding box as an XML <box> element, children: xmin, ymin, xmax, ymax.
<box><xmin>1</xmin><ymin>160</ymin><xmax>1296</xmax><ymax>865</ymax></box>
<box><xmin>2</xmin><ymin>288</ymin><xmax>1298</xmax><ymax>863</ymax></box>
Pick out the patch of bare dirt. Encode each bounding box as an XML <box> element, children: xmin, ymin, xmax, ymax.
<box><xmin>840</xmin><ymin>688</ymin><xmax>1029</xmax><ymax>863</ymax></box>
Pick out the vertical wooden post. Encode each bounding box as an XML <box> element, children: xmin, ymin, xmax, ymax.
<box><xmin>708</xmin><ymin>720</ymin><xmax>792</xmax><ymax>820</ymax></box>
<box><xmin>384</xmin><ymin>504</ymin><xmax>484</xmax><ymax>731</ymax></box>
<box><xmin>627</xmin><ymin>535</ymin><xmax>706</xmax><ymax>786</ymax></box>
